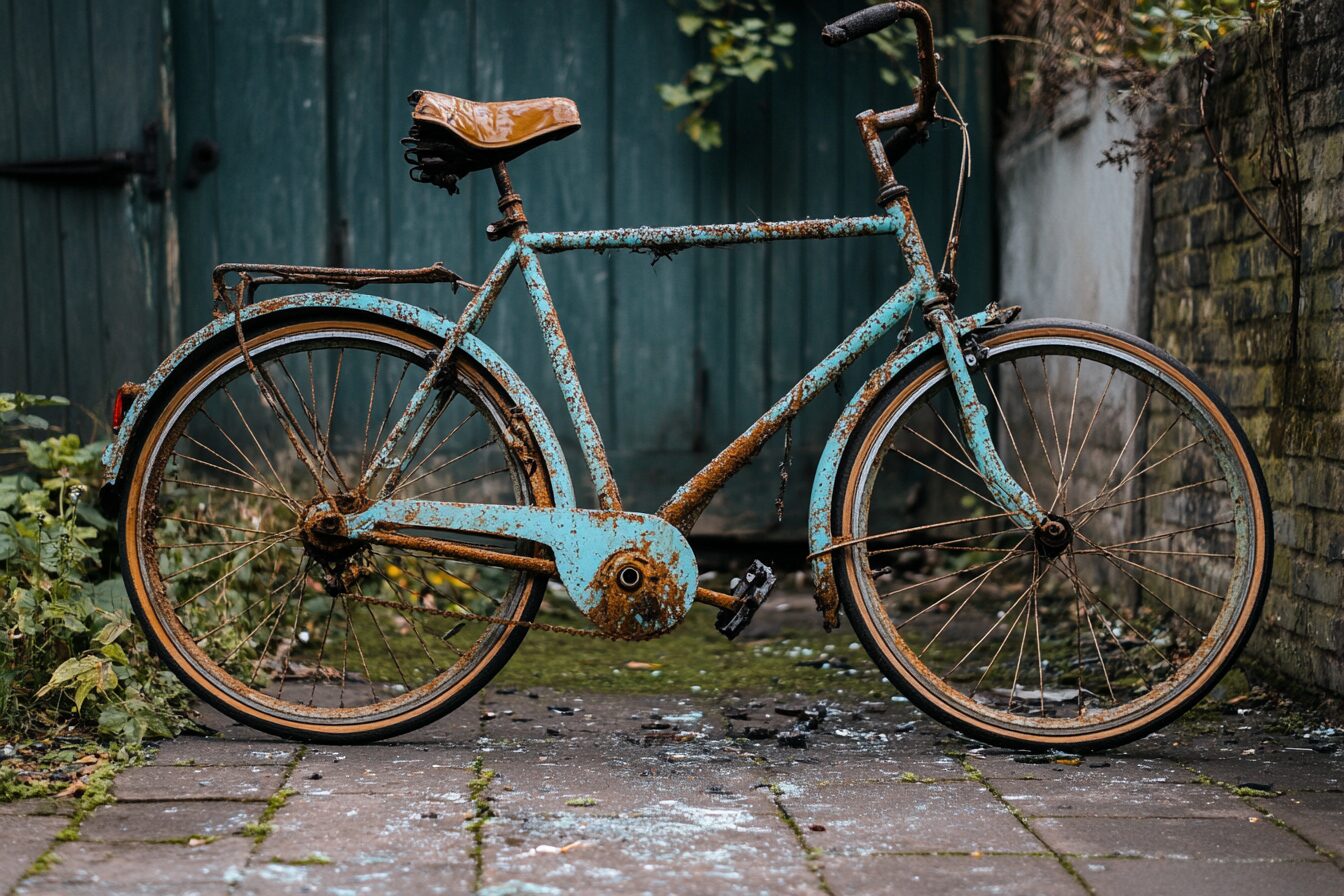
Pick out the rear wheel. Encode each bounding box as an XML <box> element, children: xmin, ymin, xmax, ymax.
<box><xmin>120</xmin><ymin>311</ymin><xmax>553</xmax><ymax>742</ymax></box>
<box><xmin>833</xmin><ymin>320</ymin><xmax>1271</xmax><ymax>750</ymax></box>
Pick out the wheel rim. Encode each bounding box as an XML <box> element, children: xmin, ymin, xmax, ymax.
<box><xmin>126</xmin><ymin>321</ymin><xmax>549</xmax><ymax>730</ymax></box>
<box><xmin>842</xmin><ymin>327</ymin><xmax>1265</xmax><ymax>742</ymax></box>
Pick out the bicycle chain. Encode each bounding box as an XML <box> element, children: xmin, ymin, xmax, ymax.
<box><xmin>340</xmin><ymin>588</ymin><xmax>624</xmax><ymax>641</ymax></box>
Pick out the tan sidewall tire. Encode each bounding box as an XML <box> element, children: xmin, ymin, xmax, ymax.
<box><xmin>833</xmin><ymin>321</ymin><xmax>1271</xmax><ymax>751</ymax></box>
<box><xmin>118</xmin><ymin>312</ymin><xmax>553</xmax><ymax>743</ymax></box>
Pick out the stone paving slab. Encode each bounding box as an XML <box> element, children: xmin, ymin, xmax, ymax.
<box><xmin>77</xmin><ymin>800</ymin><xmax>259</xmax><ymax>843</ymax></box>
<box><xmin>992</xmin><ymin>779</ymin><xmax>1252</xmax><ymax>818</ymax></box>
<box><xmin>1077</xmin><ymin>857</ymin><xmax>1344</xmax><ymax>896</ymax></box>
<box><xmin>0</xmin><ymin>798</ymin><xmax>73</xmax><ymax>818</ymax></box>
<box><xmin>233</xmin><ymin>860</ymin><xmax>473</xmax><ymax>895</ymax></box>
<box><xmin>769</xmin><ymin>745</ymin><xmax>969</xmax><ymax>786</ymax></box>
<box><xmin>0</xmin><ymin>815</ymin><xmax>70</xmax><ymax>894</ymax></box>
<box><xmin>1030</xmin><ymin>814</ymin><xmax>1322</xmax><ymax>860</ymax></box>
<box><xmin>819</xmin><ymin>853</ymin><xmax>1087</xmax><ymax>895</ymax></box>
<box><xmin>487</xmin><ymin>751</ymin><xmax>765</xmax><ymax>818</ymax></box>
<box><xmin>147</xmin><ymin>739</ymin><xmax>298</xmax><ymax>768</ymax></box>
<box><xmin>1188</xmin><ymin>750</ymin><xmax>1344</xmax><ymax>792</ymax></box>
<box><xmin>111</xmin><ymin>764</ymin><xmax>287</xmax><ymax>802</ymax></box>
<box><xmin>290</xmin><ymin>746</ymin><xmax>477</xmax><ymax>796</ymax></box>
<box><xmin>778</xmin><ymin>781</ymin><xmax>1043</xmax><ymax>856</ymax></box>
<box><xmin>966</xmin><ymin>750</ymin><xmax>1200</xmax><ymax>785</ymax></box>
<box><xmin>481</xmin><ymin>793</ymin><xmax>820</xmax><ymax>896</ymax></box>
<box><xmin>1250</xmin><ymin>790</ymin><xmax>1344</xmax><ymax>859</ymax></box>
<box><xmin>13</xmin><ymin>837</ymin><xmax>252</xmax><ymax>895</ymax></box>
<box><xmin>262</xmin><ymin>792</ymin><xmax>478</xmax><ymax>868</ymax></box>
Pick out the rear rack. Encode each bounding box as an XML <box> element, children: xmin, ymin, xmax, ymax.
<box><xmin>211</xmin><ymin>261</ymin><xmax>477</xmax><ymax>312</ymax></box>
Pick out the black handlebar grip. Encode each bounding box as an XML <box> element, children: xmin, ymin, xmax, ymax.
<box><xmin>821</xmin><ymin>3</ymin><xmax>903</xmax><ymax>46</ymax></box>
<box><xmin>822</xmin><ymin>3</ymin><xmax>939</xmax><ymax>124</ymax></box>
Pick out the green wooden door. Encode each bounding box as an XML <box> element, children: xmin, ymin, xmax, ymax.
<box><xmin>3</xmin><ymin>0</ymin><xmax>991</xmax><ymax>542</ymax></box>
<box><xmin>0</xmin><ymin>0</ymin><xmax>171</xmax><ymax>425</ymax></box>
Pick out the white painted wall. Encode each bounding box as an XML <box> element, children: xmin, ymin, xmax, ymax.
<box><xmin>997</xmin><ymin>88</ymin><xmax>1151</xmax><ymax>333</ymax></box>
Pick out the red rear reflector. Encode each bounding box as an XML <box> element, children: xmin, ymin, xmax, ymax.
<box><xmin>112</xmin><ymin>384</ymin><xmax>140</xmax><ymax>431</ymax></box>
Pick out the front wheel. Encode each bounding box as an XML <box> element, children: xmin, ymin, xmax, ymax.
<box><xmin>833</xmin><ymin>320</ymin><xmax>1271</xmax><ymax>751</ymax></box>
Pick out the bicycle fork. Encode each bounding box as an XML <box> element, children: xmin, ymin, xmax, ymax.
<box><xmin>927</xmin><ymin>303</ymin><xmax>1051</xmax><ymax>532</ymax></box>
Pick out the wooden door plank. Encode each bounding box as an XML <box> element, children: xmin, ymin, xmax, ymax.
<box><xmin>90</xmin><ymin>0</ymin><xmax>167</xmax><ymax>398</ymax></box>
<box><xmin>384</xmin><ymin>0</ymin><xmax>477</xmax><ymax>315</ymax></box>
<box><xmin>329</xmin><ymin>0</ymin><xmax>389</xmax><ymax>273</ymax></box>
<box><xmin>798</xmin><ymin>6</ymin><xmax>850</xmax><ymax>452</ymax></box>
<box><xmin>54</xmin><ymin>0</ymin><xmax>108</xmax><ymax>422</ymax></box>
<box><xmin>0</xmin><ymin>0</ymin><xmax>29</xmax><ymax>389</ymax></box>
<box><xmin>170</xmin><ymin>0</ymin><xmax>222</xmax><ymax>334</ymax></box>
<box><xmin>208</xmin><ymin>1</ymin><xmax>329</xmax><ymax>269</ymax></box>
<box><xmin>610</xmin><ymin>0</ymin><xmax>699</xmax><ymax>500</ymax></box>
<box><xmin>11</xmin><ymin>1</ymin><xmax>66</xmax><ymax>397</ymax></box>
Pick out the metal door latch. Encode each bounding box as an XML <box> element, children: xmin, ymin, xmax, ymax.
<box><xmin>0</xmin><ymin>122</ymin><xmax>164</xmax><ymax>200</ymax></box>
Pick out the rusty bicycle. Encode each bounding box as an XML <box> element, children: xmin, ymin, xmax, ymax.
<box><xmin>101</xmin><ymin>3</ymin><xmax>1271</xmax><ymax>749</ymax></box>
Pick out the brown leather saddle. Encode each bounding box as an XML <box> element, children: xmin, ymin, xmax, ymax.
<box><xmin>403</xmin><ymin>90</ymin><xmax>582</xmax><ymax>193</ymax></box>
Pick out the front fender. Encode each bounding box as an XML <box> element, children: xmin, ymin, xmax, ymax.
<box><xmin>100</xmin><ymin>292</ymin><xmax>576</xmax><ymax>512</ymax></box>
<box><xmin>806</xmin><ymin>307</ymin><xmax>1014</xmax><ymax>629</ymax></box>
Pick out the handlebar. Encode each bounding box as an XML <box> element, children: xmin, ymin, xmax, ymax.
<box><xmin>822</xmin><ymin>3</ymin><xmax>939</xmax><ymax>127</ymax></box>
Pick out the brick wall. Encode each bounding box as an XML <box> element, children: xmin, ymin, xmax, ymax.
<box><xmin>1148</xmin><ymin>0</ymin><xmax>1344</xmax><ymax>692</ymax></box>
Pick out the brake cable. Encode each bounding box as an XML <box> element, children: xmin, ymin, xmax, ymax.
<box><xmin>935</xmin><ymin>81</ymin><xmax>972</xmax><ymax>279</ymax></box>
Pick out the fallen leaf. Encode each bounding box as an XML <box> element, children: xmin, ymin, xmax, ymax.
<box><xmin>55</xmin><ymin>780</ymin><xmax>86</xmax><ymax>799</ymax></box>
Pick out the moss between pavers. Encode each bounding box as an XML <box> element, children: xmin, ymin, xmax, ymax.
<box><xmin>491</xmin><ymin>608</ymin><xmax>889</xmax><ymax>699</ymax></box>
<box><xmin>20</xmin><ymin>755</ymin><xmax>128</xmax><ymax>879</ymax></box>
<box><xmin>243</xmin><ymin>747</ymin><xmax>305</xmax><ymax>845</ymax></box>
<box><xmin>466</xmin><ymin>757</ymin><xmax>496</xmax><ymax>891</ymax></box>
<box><xmin>270</xmin><ymin>854</ymin><xmax>332</xmax><ymax>865</ymax></box>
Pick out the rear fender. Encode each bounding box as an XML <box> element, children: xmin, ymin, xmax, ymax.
<box><xmin>99</xmin><ymin>292</ymin><xmax>576</xmax><ymax>512</ymax></box>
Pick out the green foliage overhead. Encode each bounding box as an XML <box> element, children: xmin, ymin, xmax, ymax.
<box><xmin>997</xmin><ymin>0</ymin><xmax>1279</xmax><ymax>111</ymax></box>
<box><xmin>659</xmin><ymin>1</ymin><xmax>1278</xmax><ymax>145</ymax></box>
<box><xmin>657</xmin><ymin>0</ymin><xmax>976</xmax><ymax>149</ymax></box>
<box><xmin>658</xmin><ymin>0</ymin><xmax>797</xmax><ymax>150</ymax></box>
<box><xmin>1129</xmin><ymin>0</ymin><xmax>1280</xmax><ymax>65</ymax></box>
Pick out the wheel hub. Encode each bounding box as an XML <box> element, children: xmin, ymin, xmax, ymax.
<box><xmin>299</xmin><ymin>494</ymin><xmax>368</xmax><ymax>564</ymax></box>
<box><xmin>1033</xmin><ymin>514</ymin><xmax>1074</xmax><ymax>559</ymax></box>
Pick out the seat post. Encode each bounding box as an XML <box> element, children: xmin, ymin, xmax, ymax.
<box><xmin>487</xmin><ymin>162</ymin><xmax>529</xmax><ymax>241</ymax></box>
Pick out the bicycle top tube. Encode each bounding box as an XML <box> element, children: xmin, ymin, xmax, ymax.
<box><xmin>520</xmin><ymin>212</ymin><xmax>907</xmax><ymax>254</ymax></box>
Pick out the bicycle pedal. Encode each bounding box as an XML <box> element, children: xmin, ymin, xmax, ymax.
<box><xmin>715</xmin><ymin>560</ymin><xmax>777</xmax><ymax>641</ymax></box>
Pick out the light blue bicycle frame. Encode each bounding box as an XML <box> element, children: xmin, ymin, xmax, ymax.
<box><xmin>352</xmin><ymin>187</ymin><xmax>1048</xmax><ymax>578</ymax></box>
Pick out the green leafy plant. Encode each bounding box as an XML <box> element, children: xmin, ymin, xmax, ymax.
<box><xmin>658</xmin><ymin>0</ymin><xmax>797</xmax><ymax>149</ymax></box>
<box><xmin>0</xmin><ymin>393</ymin><xmax>189</xmax><ymax>746</ymax></box>
<box><xmin>994</xmin><ymin>0</ymin><xmax>1275</xmax><ymax>112</ymax></box>
<box><xmin>1130</xmin><ymin>0</ymin><xmax>1278</xmax><ymax>66</ymax></box>
<box><xmin>659</xmin><ymin>1</ymin><xmax>979</xmax><ymax>150</ymax></box>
